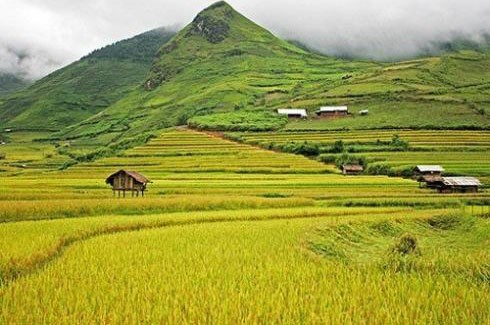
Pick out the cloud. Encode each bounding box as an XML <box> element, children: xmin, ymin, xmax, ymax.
<box><xmin>1</xmin><ymin>0</ymin><xmax>489</xmax><ymax>80</ymax></box>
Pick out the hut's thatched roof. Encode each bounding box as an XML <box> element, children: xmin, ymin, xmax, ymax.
<box><xmin>106</xmin><ymin>170</ymin><xmax>150</xmax><ymax>185</ymax></box>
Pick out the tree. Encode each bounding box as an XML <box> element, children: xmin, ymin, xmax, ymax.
<box><xmin>390</xmin><ymin>134</ymin><xmax>409</xmax><ymax>151</ymax></box>
<box><xmin>331</xmin><ymin>140</ymin><xmax>345</xmax><ymax>153</ymax></box>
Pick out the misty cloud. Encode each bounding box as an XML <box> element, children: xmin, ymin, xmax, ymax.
<box><xmin>1</xmin><ymin>0</ymin><xmax>489</xmax><ymax>80</ymax></box>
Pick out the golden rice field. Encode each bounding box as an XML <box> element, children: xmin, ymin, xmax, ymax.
<box><xmin>0</xmin><ymin>129</ymin><xmax>489</xmax><ymax>323</ymax></box>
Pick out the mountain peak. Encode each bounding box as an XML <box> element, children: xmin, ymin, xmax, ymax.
<box><xmin>143</xmin><ymin>1</ymin><xmax>305</xmax><ymax>91</ymax></box>
<box><xmin>202</xmin><ymin>1</ymin><xmax>233</xmax><ymax>12</ymax></box>
<box><xmin>186</xmin><ymin>1</ymin><xmax>236</xmax><ymax>44</ymax></box>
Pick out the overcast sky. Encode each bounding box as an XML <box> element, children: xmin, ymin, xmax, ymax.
<box><xmin>1</xmin><ymin>0</ymin><xmax>490</xmax><ymax>80</ymax></box>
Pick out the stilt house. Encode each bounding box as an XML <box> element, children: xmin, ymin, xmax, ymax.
<box><xmin>106</xmin><ymin>170</ymin><xmax>150</xmax><ymax>197</ymax></box>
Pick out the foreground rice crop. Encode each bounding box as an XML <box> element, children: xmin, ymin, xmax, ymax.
<box><xmin>1</xmin><ymin>212</ymin><xmax>488</xmax><ymax>323</ymax></box>
<box><xmin>0</xmin><ymin>129</ymin><xmax>488</xmax><ymax>323</ymax></box>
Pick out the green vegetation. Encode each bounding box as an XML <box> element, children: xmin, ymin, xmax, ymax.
<box><xmin>188</xmin><ymin>110</ymin><xmax>287</xmax><ymax>131</ymax></box>
<box><xmin>0</xmin><ymin>28</ymin><xmax>175</xmax><ymax>131</ymax></box>
<box><xmin>32</xmin><ymin>2</ymin><xmax>483</xmax><ymax>154</ymax></box>
<box><xmin>0</xmin><ymin>2</ymin><xmax>489</xmax><ymax>321</ymax></box>
<box><xmin>0</xmin><ymin>2</ymin><xmax>488</xmax><ymax>155</ymax></box>
<box><xmin>311</xmin><ymin>214</ymin><xmax>489</xmax><ymax>281</ymax></box>
<box><xmin>0</xmin><ymin>73</ymin><xmax>29</xmax><ymax>96</ymax></box>
<box><xmin>0</xmin><ymin>129</ymin><xmax>489</xmax><ymax>322</ymax></box>
<box><xmin>232</xmin><ymin>129</ymin><xmax>490</xmax><ymax>181</ymax></box>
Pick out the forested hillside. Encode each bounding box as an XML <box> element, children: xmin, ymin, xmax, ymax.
<box><xmin>0</xmin><ymin>28</ymin><xmax>175</xmax><ymax>131</ymax></box>
<box><xmin>0</xmin><ymin>1</ymin><xmax>488</xmax><ymax>159</ymax></box>
<box><xmin>0</xmin><ymin>73</ymin><xmax>29</xmax><ymax>96</ymax></box>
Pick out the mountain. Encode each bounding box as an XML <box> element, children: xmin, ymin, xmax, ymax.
<box><xmin>1</xmin><ymin>0</ymin><xmax>488</xmax><ymax>156</ymax></box>
<box><xmin>56</xmin><ymin>2</ymin><xmax>374</xmax><ymax>142</ymax></box>
<box><xmin>0</xmin><ymin>73</ymin><xmax>29</xmax><ymax>96</ymax></box>
<box><xmin>56</xmin><ymin>1</ymin><xmax>489</xmax><ymax>148</ymax></box>
<box><xmin>0</xmin><ymin>27</ymin><xmax>175</xmax><ymax>131</ymax></box>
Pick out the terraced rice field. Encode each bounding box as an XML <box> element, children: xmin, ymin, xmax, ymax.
<box><xmin>230</xmin><ymin>130</ymin><xmax>490</xmax><ymax>180</ymax></box>
<box><xmin>0</xmin><ymin>129</ymin><xmax>489</xmax><ymax>323</ymax></box>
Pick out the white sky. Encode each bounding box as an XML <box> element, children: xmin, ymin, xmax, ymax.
<box><xmin>1</xmin><ymin>0</ymin><xmax>489</xmax><ymax>80</ymax></box>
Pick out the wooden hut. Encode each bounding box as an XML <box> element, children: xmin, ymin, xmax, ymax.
<box><xmin>341</xmin><ymin>164</ymin><xmax>364</xmax><ymax>175</ymax></box>
<box><xmin>106</xmin><ymin>170</ymin><xmax>150</xmax><ymax>197</ymax></box>
<box><xmin>436</xmin><ymin>177</ymin><xmax>482</xmax><ymax>193</ymax></box>
<box><xmin>277</xmin><ymin>109</ymin><xmax>308</xmax><ymax>119</ymax></box>
<box><xmin>415</xmin><ymin>165</ymin><xmax>444</xmax><ymax>184</ymax></box>
<box><xmin>316</xmin><ymin>106</ymin><xmax>349</xmax><ymax>118</ymax></box>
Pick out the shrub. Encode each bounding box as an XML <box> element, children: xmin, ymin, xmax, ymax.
<box><xmin>390</xmin><ymin>134</ymin><xmax>410</xmax><ymax>151</ymax></box>
<box><xmin>334</xmin><ymin>153</ymin><xmax>367</xmax><ymax>169</ymax></box>
<box><xmin>281</xmin><ymin>141</ymin><xmax>320</xmax><ymax>156</ymax></box>
<box><xmin>318</xmin><ymin>154</ymin><xmax>337</xmax><ymax>164</ymax></box>
<box><xmin>0</xmin><ymin>152</ymin><xmax>5</xmax><ymax>160</ymax></box>
<box><xmin>365</xmin><ymin>163</ymin><xmax>392</xmax><ymax>175</ymax></box>
<box><xmin>331</xmin><ymin>140</ymin><xmax>345</xmax><ymax>153</ymax></box>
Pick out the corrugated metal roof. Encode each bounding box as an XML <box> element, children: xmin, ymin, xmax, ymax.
<box><xmin>342</xmin><ymin>164</ymin><xmax>364</xmax><ymax>171</ymax></box>
<box><xmin>442</xmin><ymin>177</ymin><xmax>481</xmax><ymax>187</ymax></box>
<box><xmin>277</xmin><ymin>109</ymin><xmax>308</xmax><ymax>117</ymax></box>
<box><xmin>416</xmin><ymin>165</ymin><xmax>445</xmax><ymax>173</ymax></box>
<box><xmin>318</xmin><ymin>106</ymin><xmax>348</xmax><ymax>112</ymax></box>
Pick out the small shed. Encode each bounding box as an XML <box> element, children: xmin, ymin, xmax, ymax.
<box><xmin>106</xmin><ymin>170</ymin><xmax>150</xmax><ymax>197</ymax></box>
<box><xmin>277</xmin><ymin>109</ymin><xmax>308</xmax><ymax>119</ymax></box>
<box><xmin>415</xmin><ymin>165</ymin><xmax>444</xmax><ymax>182</ymax></box>
<box><xmin>359</xmin><ymin>109</ymin><xmax>369</xmax><ymax>116</ymax></box>
<box><xmin>341</xmin><ymin>164</ymin><xmax>364</xmax><ymax>175</ymax></box>
<box><xmin>316</xmin><ymin>106</ymin><xmax>349</xmax><ymax>118</ymax></box>
<box><xmin>437</xmin><ymin>177</ymin><xmax>482</xmax><ymax>193</ymax></box>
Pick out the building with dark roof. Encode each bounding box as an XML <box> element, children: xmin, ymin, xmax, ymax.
<box><xmin>106</xmin><ymin>170</ymin><xmax>150</xmax><ymax>197</ymax></box>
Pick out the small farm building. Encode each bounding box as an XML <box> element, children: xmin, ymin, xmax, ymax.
<box><xmin>106</xmin><ymin>170</ymin><xmax>150</xmax><ymax>197</ymax></box>
<box><xmin>341</xmin><ymin>164</ymin><xmax>364</xmax><ymax>175</ymax></box>
<box><xmin>436</xmin><ymin>177</ymin><xmax>482</xmax><ymax>193</ymax></box>
<box><xmin>277</xmin><ymin>109</ymin><xmax>308</xmax><ymax>119</ymax></box>
<box><xmin>359</xmin><ymin>110</ymin><xmax>369</xmax><ymax>116</ymax></box>
<box><xmin>415</xmin><ymin>165</ymin><xmax>444</xmax><ymax>182</ymax></box>
<box><xmin>316</xmin><ymin>106</ymin><xmax>349</xmax><ymax>117</ymax></box>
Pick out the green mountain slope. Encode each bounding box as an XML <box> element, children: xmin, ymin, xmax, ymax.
<box><xmin>56</xmin><ymin>2</ymin><xmax>375</xmax><ymax>142</ymax></box>
<box><xmin>56</xmin><ymin>1</ymin><xmax>490</xmax><ymax>148</ymax></box>
<box><xmin>1</xmin><ymin>0</ymin><xmax>487</xmax><ymax>157</ymax></box>
<box><xmin>0</xmin><ymin>73</ymin><xmax>29</xmax><ymax>96</ymax></box>
<box><xmin>0</xmin><ymin>28</ymin><xmax>175</xmax><ymax>131</ymax></box>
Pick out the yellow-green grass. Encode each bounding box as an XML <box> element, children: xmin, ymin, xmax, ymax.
<box><xmin>234</xmin><ymin>130</ymin><xmax>490</xmax><ymax>147</ymax></box>
<box><xmin>0</xmin><ymin>132</ymin><xmax>66</xmax><ymax>175</ymax></box>
<box><xmin>0</xmin><ymin>206</ymin><xmax>426</xmax><ymax>281</ymax></box>
<box><xmin>1</xmin><ymin>211</ymin><xmax>487</xmax><ymax>323</ymax></box>
<box><xmin>0</xmin><ymin>128</ymin><xmax>489</xmax><ymax>322</ymax></box>
<box><xmin>1</xmin><ymin>129</ymin><xmax>488</xmax><ymax>205</ymax></box>
<box><xmin>230</xmin><ymin>129</ymin><xmax>490</xmax><ymax>181</ymax></box>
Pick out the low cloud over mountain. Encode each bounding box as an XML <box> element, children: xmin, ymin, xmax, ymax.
<box><xmin>1</xmin><ymin>0</ymin><xmax>489</xmax><ymax>80</ymax></box>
